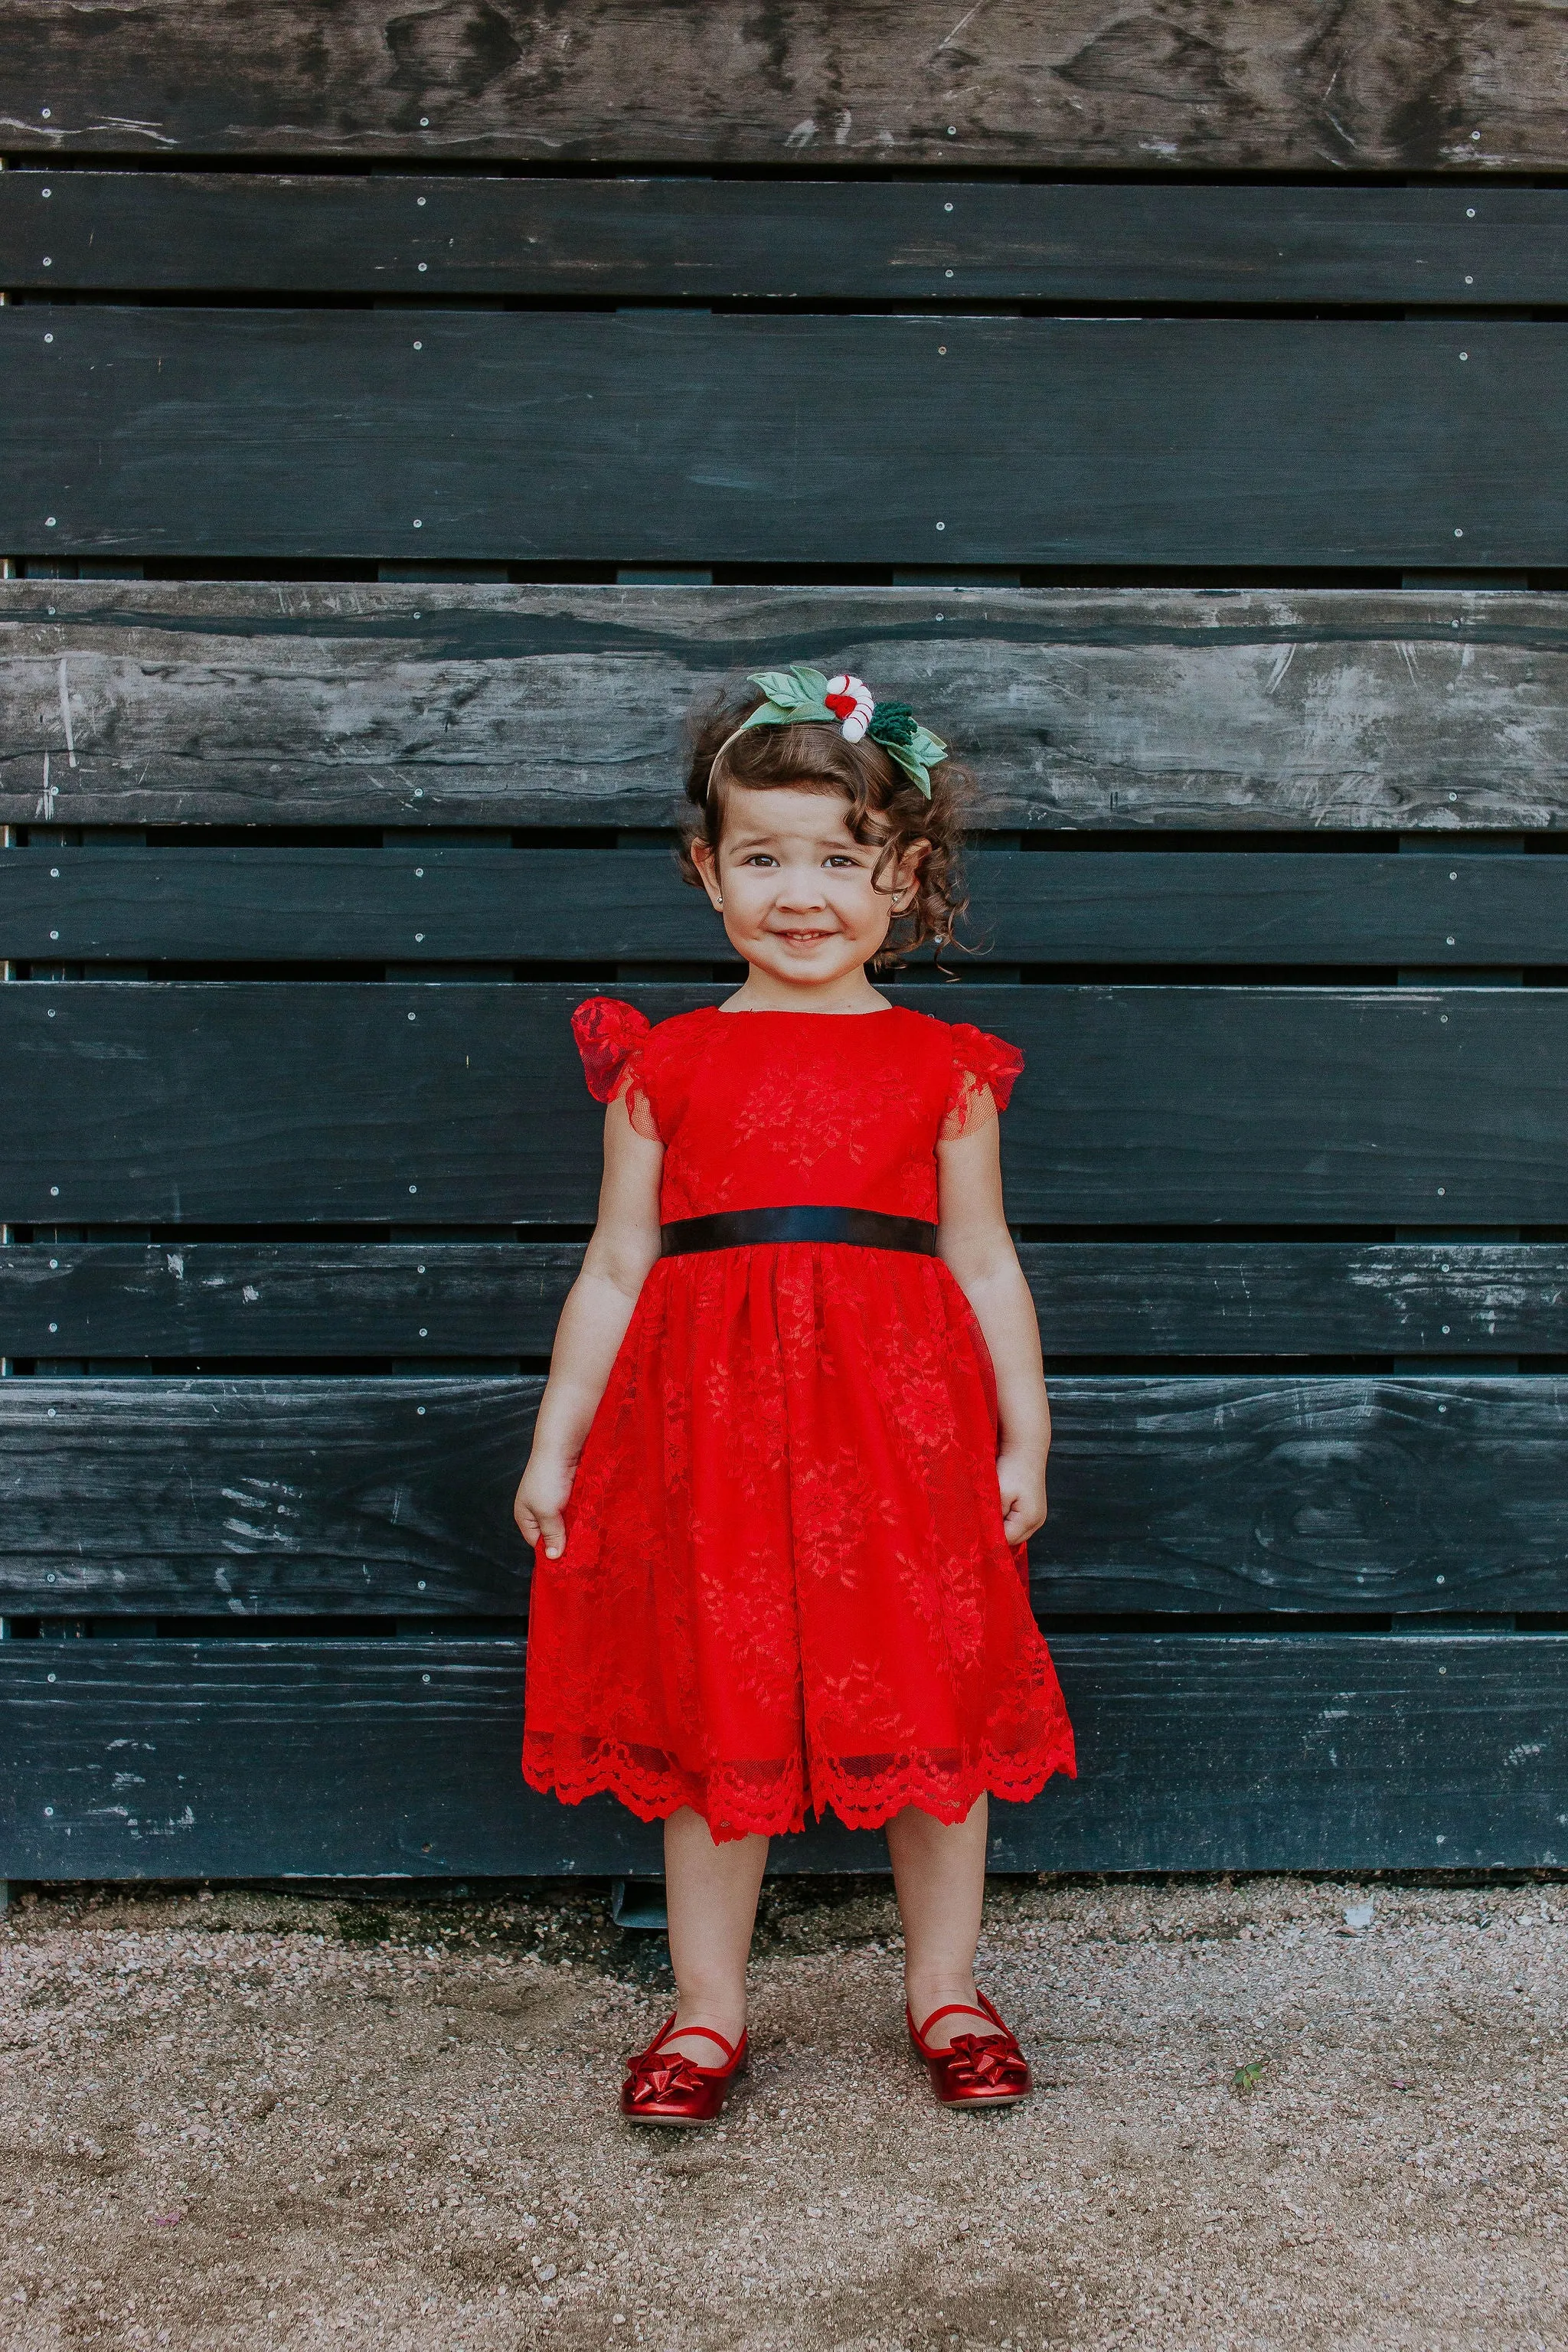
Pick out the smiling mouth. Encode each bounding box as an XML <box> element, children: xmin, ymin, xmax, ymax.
<box><xmin>775</xmin><ymin>928</ymin><xmax>836</xmax><ymax>944</ymax></box>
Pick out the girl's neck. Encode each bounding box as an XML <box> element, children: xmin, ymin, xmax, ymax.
<box><xmin>718</xmin><ymin>970</ymin><xmax>892</xmax><ymax>1016</ymax></box>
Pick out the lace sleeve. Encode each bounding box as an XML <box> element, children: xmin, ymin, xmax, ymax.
<box><xmin>570</xmin><ymin>997</ymin><xmax>658</xmax><ymax>1133</ymax></box>
<box><xmin>939</xmin><ymin>1021</ymin><xmax>1025</xmax><ymax>1140</ymax></box>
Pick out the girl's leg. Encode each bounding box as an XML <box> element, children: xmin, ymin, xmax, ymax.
<box><xmin>885</xmin><ymin>1793</ymin><xmax>988</xmax><ymax>2050</ymax></box>
<box><xmin>661</xmin><ymin>1805</ymin><xmax>769</xmax><ymax>2060</ymax></box>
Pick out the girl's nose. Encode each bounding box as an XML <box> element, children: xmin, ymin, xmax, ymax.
<box><xmin>774</xmin><ymin>871</ymin><xmax>829</xmax><ymax>909</ymax></box>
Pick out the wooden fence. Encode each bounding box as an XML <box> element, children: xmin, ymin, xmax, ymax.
<box><xmin>2</xmin><ymin>2</ymin><xmax>1567</xmax><ymax>1882</ymax></box>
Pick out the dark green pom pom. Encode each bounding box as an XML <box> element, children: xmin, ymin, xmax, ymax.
<box><xmin>867</xmin><ymin>701</ymin><xmax>918</xmax><ymax>748</ymax></box>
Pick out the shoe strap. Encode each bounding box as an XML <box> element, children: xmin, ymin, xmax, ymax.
<box><xmin>652</xmin><ymin>2018</ymin><xmax>738</xmax><ymax>2064</ymax></box>
<box><xmin>910</xmin><ymin>2000</ymin><xmax>1005</xmax><ymax>2047</ymax></box>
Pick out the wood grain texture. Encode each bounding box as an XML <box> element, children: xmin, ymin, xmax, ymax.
<box><xmin>5</xmin><ymin>309</ymin><xmax>1560</xmax><ymax>567</ymax></box>
<box><xmin>5</xmin><ymin>1241</ymin><xmax>1566</xmax><ymax>1362</ymax></box>
<box><xmin>4</xmin><ymin>174</ymin><xmax>1562</xmax><ymax>302</ymax></box>
<box><xmin>8</xmin><ymin>844</ymin><xmax>1568</xmax><ymax>966</ymax></box>
<box><xmin>1</xmin><ymin>2</ymin><xmax>1560</xmax><ymax>171</ymax></box>
<box><xmin>0</xmin><ymin>1378</ymin><xmax>528</xmax><ymax>1617</ymax></box>
<box><xmin>4</xmin><ymin>582</ymin><xmax>1566</xmax><ymax>832</ymax></box>
<box><xmin>7</xmin><ymin>980</ymin><xmax>1568</xmax><ymax>1226</ymax></box>
<box><xmin>4</xmin><ymin>1633</ymin><xmax>1566</xmax><ymax>1879</ymax></box>
<box><xmin>2</xmin><ymin>1374</ymin><xmax>1567</xmax><ymax>1619</ymax></box>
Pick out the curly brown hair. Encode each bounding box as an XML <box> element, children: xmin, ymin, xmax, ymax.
<box><xmin>677</xmin><ymin>687</ymin><xmax>976</xmax><ymax>972</ymax></box>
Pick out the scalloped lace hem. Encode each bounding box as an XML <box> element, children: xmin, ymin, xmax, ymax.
<box><xmin>522</xmin><ymin>1733</ymin><xmax>1076</xmax><ymax>1844</ymax></box>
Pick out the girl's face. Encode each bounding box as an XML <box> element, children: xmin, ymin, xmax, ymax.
<box><xmin>691</xmin><ymin>782</ymin><xmax>928</xmax><ymax>991</ymax></box>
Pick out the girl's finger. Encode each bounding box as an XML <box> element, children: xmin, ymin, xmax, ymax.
<box><xmin>536</xmin><ymin>1512</ymin><xmax>567</xmax><ymax>1560</ymax></box>
<box><xmin>514</xmin><ymin>1502</ymin><xmax>539</xmax><ymax>1541</ymax></box>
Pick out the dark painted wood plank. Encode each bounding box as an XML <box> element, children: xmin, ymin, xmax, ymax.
<box><xmin>5</xmin><ymin>981</ymin><xmax>1568</xmax><ymax>1226</ymax></box>
<box><xmin>4</xmin><ymin>175</ymin><xmax>1562</xmax><ymax>302</ymax></box>
<box><xmin>5</xmin><ymin>582</ymin><xmax>1564</xmax><ymax>833</ymax></box>
<box><xmin>2</xmin><ymin>1373</ymin><xmax>1567</xmax><ymax>1619</ymax></box>
<box><xmin>5</xmin><ymin>1241</ymin><xmax>1566</xmax><ymax>1363</ymax></box>
<box><xmin>9</xmin><ymin>844</ymin><xmax>1568</xmax><ymax>967</ymax></box>
<box><xmin>4</xmin><ymin>309</ymin><xmax>1560</xmax><ymax>567</ymax></box>
<box><xmin>2</xmin><ymin>2</ymin><xmax>1560</xmax><ymax>172</ymax></box>
<box><xmin>4</xmin><ymin>1633</ymin><xmax>1566</xmax><ymax>1879</ymax></box>
<box><xmin>0</xmin><ymin>1377</ymin><xmax>528</xmax><ymax>1619</ymax></box>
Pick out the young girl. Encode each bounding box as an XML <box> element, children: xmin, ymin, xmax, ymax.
<box><xmin>514</xmin><ymin>665</ymin><xmax>1076</xmax><ymax>2124</ymax></box>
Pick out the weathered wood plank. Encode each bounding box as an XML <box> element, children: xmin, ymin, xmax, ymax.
<box><xmin>2</xmin><ymin>1374</ymin><xmax>1567</xmax><ymax>1619</ymax></box>
<box><xmin>5</xmin><ymin>309</ymin><xmax>1559</xmax><ymax>567</ymax></box>
<box><xmin>4</xmin><ymin>174</ymin><xmax>1562</xmax><ymax>302</ymax></box>
<box><xmin>6</xmin><ymin>981</ymin><xmax>1567</xmax><ymax>1226</ymax></box>
<box><xmin>1</xmin><ymin>2</ymin><xmax>1560</xmax><ymax>172</ymax></box>
<box><xmin>8</xmin><ymin>844</ymin><xmax>1568</xmax><ymax>966</ymax></box>
<box><xmin>4</xmin><ymin>1241</ymin><xmax>1565</xmax><ymax>1363</ymax></box>
<box><xmin>0</xmin><ymin>1378</ymin><xmax>528</xmax><ymax>1619</ymax></box>
<box><xmin>4</xmin><ymin>582</ymin><xmax>1565</xmax><ymax>832</ymax></box>
<box><xmin>4</xmin><ymin>1633</ymin><xmax>1566</xmax><ymax>1879</ymax></box>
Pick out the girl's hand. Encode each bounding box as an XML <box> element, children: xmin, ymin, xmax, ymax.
<box><xmin>514</xmin><ymin>1455</ymin><xmax>577</xmax><ymax>1561</ymax></box>
<box><xmin>997</xmin><ymin>1449</ymin><xmax>1048</xmax><ymax>1547</ymax></box>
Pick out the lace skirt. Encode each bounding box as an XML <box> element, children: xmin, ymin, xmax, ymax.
<box><xmin>521</xmin><ymin>1243</ymin><xmax>1076</xmax><ymax>1841</ymax></box>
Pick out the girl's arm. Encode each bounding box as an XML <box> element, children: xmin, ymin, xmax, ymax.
<box><xmin>936</xmin><ymin>1096</ymin><xmax>1050</xmax><ymax>1545</ymax></box>
<box><xmin>513</xmin><ymin>1091</ymin><xmax>665</xmax><ymax>1560</ymax></box>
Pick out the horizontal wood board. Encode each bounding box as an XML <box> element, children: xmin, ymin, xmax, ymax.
<box><xmin>4</xmin><ymin>175</ymin><xmax>1563</xmax><ymax>302</ymax></box>
<box><xmin>5</xmin><ymin>311</ymin><xmax>1560</xmax><ymax>567</ymax></box>
<box><xmin>4</xmin><ymin>583</ymin><xmax>1565</xmax><ymax>832</ymax></box>
<box><xmin>6</xmin><ymin>1242</ymin><xmax>1565</xmax><ymax>1364</ymax></box>
<box><xmin>5</xmin><ymin>981</ymin><xmax>1567</xmax><ymax>1225</ymax></box>
<box><xmin>2</xmin><ymin>2</ymin><xmax>1561</xmax><ymax>171</ymax></box>
<box><xmin>4</xmin><ymin>1634</ymin><xmax>1566</xmax><ymax>1878</ymax></box>
<box><xmin>7</xmin><ymin>844</ymin><xmax>1568</xmax><ymax>966</ymax></box>
<box><xmin>0</xmin><ymin>1374</ymin><xmax>1565</xmax><ymax>1619</ymax></box>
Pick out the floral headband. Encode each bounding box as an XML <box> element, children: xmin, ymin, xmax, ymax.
<box><xmin>707</xmin><ymin>666</ymin><xmax>949</xmax><ymax>800</ymax></box>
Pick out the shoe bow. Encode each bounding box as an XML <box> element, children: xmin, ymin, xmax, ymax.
<box><xmin>623</xmin><ymin>2053</ymin><xmax>706</xmax><ymax>2107</ymax></box>
<box><xmin>939</xmin><ymin>2032</ymin><xmax>1030</xmax><ymax>2092</ymax></box>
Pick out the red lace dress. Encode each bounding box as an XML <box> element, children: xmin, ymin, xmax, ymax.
<box><xmin>521</xmin><ymin>998</ymin><xmax>1076</xmax><ymax>1842</ymax></box>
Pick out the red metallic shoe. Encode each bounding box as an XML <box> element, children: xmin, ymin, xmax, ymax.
<box><xmin>907</xmin><ymin>1991</ymin><xmax>1034</xmax><ymax>2109</ymax></box>
<box><xmin>619</xmin><ymin>2014</ymin><xmax>748</xmax><ymax>2128</ymax></box>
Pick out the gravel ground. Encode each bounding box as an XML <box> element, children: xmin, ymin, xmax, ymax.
<box><xmin>2</xmin><ymin>1872</ymin><xmax>1566</xmax><ymax>2350</ymax></box>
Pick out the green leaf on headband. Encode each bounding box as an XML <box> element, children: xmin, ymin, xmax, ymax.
<box><xmin>745</xmin><ymin>666</ymin><xmax>831</xmax><ymax>713</ymax></box>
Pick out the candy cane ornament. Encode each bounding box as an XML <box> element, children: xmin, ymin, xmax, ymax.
<box><xmin>823</xmin><ymin>674</ymin><xmax>876</xmax><ymax>743</ymax></box>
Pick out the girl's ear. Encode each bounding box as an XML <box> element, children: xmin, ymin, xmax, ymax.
<box><xmin>691</xmin><ymin>835</ymin><xmax>725</xmax><ymax>911</ymax></box>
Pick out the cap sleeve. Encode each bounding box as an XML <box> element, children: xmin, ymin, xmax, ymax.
<box><xmin>571</xmin><ymin>996</ymin><xmax>655</xmax><ymax>1124</ymax></box>
<box><xmin>940</xmin><ymin>1021</ymin><xmax>1025</xmax><ymax>1139</ymax></box>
